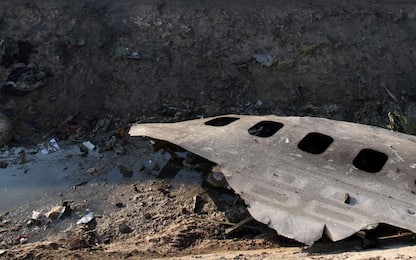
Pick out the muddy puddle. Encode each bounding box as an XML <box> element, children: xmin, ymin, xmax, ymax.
<box><xmin>0</xmin><ymin>138</ymin><xmax>188</xmax><ymax>213</ymax></box>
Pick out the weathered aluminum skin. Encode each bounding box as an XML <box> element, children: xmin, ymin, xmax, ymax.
<box><xmin>129</xmin><ymin>115</ymin><xmax>416</xmax><ymax>245</ymax></box>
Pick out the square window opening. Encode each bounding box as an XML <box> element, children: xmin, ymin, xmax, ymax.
<box><xmin>298</xmin><ymin>132</ymin><xmax>334</xmax><ymax>154</ymax></box>
<box><xmin>353</xmin><ymin>149</ymin><xmax>388</xmax><ymax>173</ymax></box>
<box><xmin>204</xmin><ymin>117</ymin><xmax>240</xmax><ymax>126</ymax></box>
<box><xmin>248</xmin><ymin>121</ymin><xmax>284</xmax><ymax>138</ymax></box>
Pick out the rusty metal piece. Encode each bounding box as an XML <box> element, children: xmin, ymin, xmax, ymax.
<box><xmin>129</xmin><ymin>115</ymin><xmax>416</xmax><ymax>245</ymax></box>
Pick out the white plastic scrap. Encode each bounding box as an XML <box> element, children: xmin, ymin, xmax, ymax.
<box><xmin>77</xmin><ymin>212</ymin><xmax>94</xmax><ymax>224</ymax></box>
<box><xmin>81</xmin><ymin>141</ymin><xmax>95</xmax><ymax>151</ymax></box>
<box><xmin>40</xmin><ymin>138</ymin><xmax>60</xmax><ymax>154</ymax></box>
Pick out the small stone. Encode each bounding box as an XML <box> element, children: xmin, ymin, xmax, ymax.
<box><xmin>119</xmin><ymin>223</ymin><xmax>133</xmax><ymax>234</ymax></box>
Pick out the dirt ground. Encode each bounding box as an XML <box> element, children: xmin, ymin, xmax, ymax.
<box><xmin>1</xmin><ymin>0</ymin><xmax>416</xmax><ymax>259</ymax></box>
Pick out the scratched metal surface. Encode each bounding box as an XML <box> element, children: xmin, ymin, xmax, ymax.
<box><xmin>129</xmin><ymin>115</ymin><xmax>416</xmax><ymax>245</ymax></box>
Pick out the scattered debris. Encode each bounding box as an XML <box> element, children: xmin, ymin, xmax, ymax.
<box><xmin>39</xmin><ymin>138</ymin><xmax>60</xmax><ymax>154</ymax></box>
<box><xmin>130</xmin><ymin>114</ymin><xmax>416</xmax><ymax>245</ymax></box>
<box><xmin>77</xmin><ymin>212</ymin><xmax>94</xmax><ymax>225</ymax></box>
<box><xmin>80</xmin><ymin>141</ymin><xmax>95</xmax><ymax>152</ymax></box>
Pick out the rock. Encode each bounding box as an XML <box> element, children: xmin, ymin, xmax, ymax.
<box><xmin>0</xmin><ymin>114</ymin><xmax>11</xmax><ymax>147</ymax></box>
<box><xmin>67</xmin><ymin>237</ymin><xmax>89</xmax><ymax>250</ymax></box>
<box><xmin>46</xmin><ymin>206</ymin><xmax>65</xmax><ymax>220</ymax></box>
<box><xmin>118</xmin><ymin>222</ymin><xmax>133</xmax><ymax>233</ymax></box>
